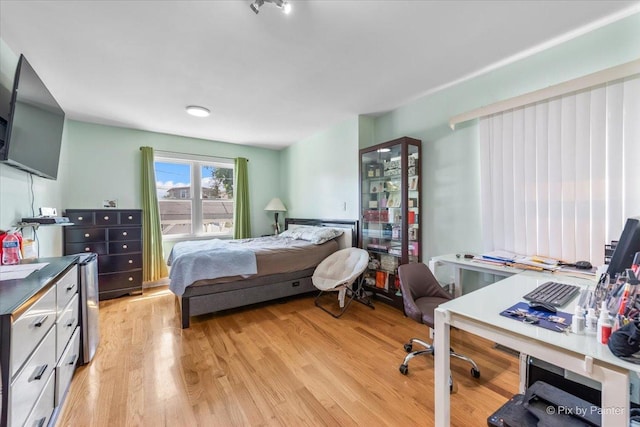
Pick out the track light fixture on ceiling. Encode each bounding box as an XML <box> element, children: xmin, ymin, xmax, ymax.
<box><xmin>250</xmin><ymin>0</ymin><xmax>292</xmax><ymax>15</ymax></box>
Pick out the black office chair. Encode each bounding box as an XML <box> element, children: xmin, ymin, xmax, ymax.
<box><xmin>397</xmin><ymin>262</ymin><xmax>480</xmax><ymax>387</ymax></box>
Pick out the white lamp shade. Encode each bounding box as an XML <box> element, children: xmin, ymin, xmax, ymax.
<box><xmin>264</xmin><ymin>198</ymin><xmax>287</xmax><ymax>212</ymax></box>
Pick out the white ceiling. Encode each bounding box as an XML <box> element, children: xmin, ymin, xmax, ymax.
<box><xmin>1</xmin><ymin>1</ymin><xmax>638</xmax><ymax>150</ymax></box>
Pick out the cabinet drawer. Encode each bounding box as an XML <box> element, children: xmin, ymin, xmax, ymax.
<box><xmin>11</xmin><ymin>285</ymin><xmax>57</xmax><ymax>378</ymax></box>
<box><xmin>109</xmin><ymin>240</ymin><xmax>142</xmax><ymax>254</ymax></box>
<box><xmin>24</xmin><ymin>367</ymin><xmax>55</xmax><ymax>427</ymax></box>
<box><xmin>119</xmin><ymin>210</ymin><xmax>142</xmax><ymax>225</ymax></box>
<box><xmin>109</xmin><ymin>227</ymin><xmax>142</xmax><ymax>241</ymax></box>
<box><xmin>11</xmin><ymin>327</ymin><xmax>56</xmax><ymax>427</ymax></box>
<box><xmin>99</xmin><ymin>270</ymin><xmax>143</xmax><ymax>292</ymax></box>
<box><xmin>65</xmin><ymin>227</ymin><xmax>107</xmax><ymax>243</ymax></box>
<box><xmin>66</xmin><ymin>242</ymin><xmax>108</xmax><ymax>255</ymax></box>
<box><xmin>56</xmin><ymin>265</ymin><xmax>78</xmax><ymax>313</ymax></box>
<box><xmin>56</xmin><ymin>327</ymin><xmax>80</xmax><ymax>406</ymax></box>
<box><xmin>66</xmin><ymin>211</ymin><xmax>95</xmax><ymax>225</ymax></box>
<box><xmin>95</xmin><ymin>212</ymin><xmax>118</xmax><ymax>226</ymax></box>
<box><xmin>98</xmin><ymin>253</ymin><xmax>142</xmax><ymax>273</ymax></box>
<box><xmin>56</xmin><ymin>293</ymin><xmax>79</xmax><ymax>361</ymax></box>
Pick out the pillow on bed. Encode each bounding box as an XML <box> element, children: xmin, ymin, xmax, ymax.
<box><xmin>280</xmin><ymin>226</ymin><xmax>344</xmax><ymax>244</ymax></box>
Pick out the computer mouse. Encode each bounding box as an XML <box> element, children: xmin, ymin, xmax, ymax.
<box><xmin>574</xmin><ymin>260</ymin><xmax>592</xmax><ymax>270</ymax></box>
<box><xmin>527</xmin><ymin>301</ymin><xmax>557</xmax><ymax>313</ymax></box>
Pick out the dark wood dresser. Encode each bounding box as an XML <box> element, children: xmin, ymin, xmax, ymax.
<box><xmin>63</xmin><ymin>209</ymin><xmax>143</xmax><ymax>300</ymax></box>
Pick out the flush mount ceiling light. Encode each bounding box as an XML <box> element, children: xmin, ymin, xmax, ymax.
<box><xmin>185</xmin><ymin>105</ymin><xmax>210</xmax><ymax>117</ymax></box>
<box><xmin>250</xmin><ymin>0</ymin><xmax>292</xmax><ymax>15</ymax></box>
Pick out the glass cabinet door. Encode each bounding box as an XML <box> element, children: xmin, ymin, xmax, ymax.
<box><xmin>359</xmin><ymin>137</ymin><xmax>421</xmax><ymax>309</ymax></box>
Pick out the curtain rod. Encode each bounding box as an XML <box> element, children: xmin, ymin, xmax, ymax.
<box><xmin>139</xmin><ymin>147</ymin><xmax>248</xmax><ymax>162</ymax></box>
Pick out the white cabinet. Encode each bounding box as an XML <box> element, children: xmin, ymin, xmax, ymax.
<box><xmin>0</xmin><ymin>258</ymin><xmax>80</xmax><ymax>427</ymax></box>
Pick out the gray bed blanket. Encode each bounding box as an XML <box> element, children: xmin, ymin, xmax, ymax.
<box><xmin>167</xmin><ymin>239</ymin><xmax>257</xmax><ymax>296</ymax></box>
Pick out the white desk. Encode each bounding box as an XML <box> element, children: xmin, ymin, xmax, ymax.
<box><xmin>428</xmin><ymin>254</ymin><xmax>525</xmax><ymax>297</ymax></box>
<box><xmin>434</xmin><ymin>272</ymin><xmax>638</xmax><ymax>426</ymax></box>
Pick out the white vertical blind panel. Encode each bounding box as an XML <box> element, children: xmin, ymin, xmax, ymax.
<box><xmin>535</xmin><ymin>103</ymin><xmax>550</xmax><ymax>258</ymax></box>
<box><xmin>523</xmin><ymin>105</ymin><xmax>538</xmax><ymax>256</ymax></box>
<box><xmin>574</xmin><ymin>90</ymin><xmax>592</xmax><ymax>262</ymax></box>
<box><xmin>511</xmin><ymin>108</ymin><xmax>527</xmax><ymax>256</ymax></box>
<box><xmin>560</xmin><ymin>95</ymin><xmax>577</xmax><ymax>262</ymax></box>
<box><xmin>606</xmin><ymin>81</ymin><xmax>625</xmax><ymax>239</ymax></box>
<box><xmin>622</xmin><ymin>77</ymin><xmax>640</xmax><ymax>219</ymax></box>
<box><xmin>492</xmin><ymin>115</ymin><xmax>506</xmax><ymax>250</ymax></box>
<box><xmin>479</xmin><ymin>118</ymin><xmax>493</xmax><ymax>251</ymax></box>
<box><xmin>547</xmin><ymin>98</ymin><xmax>563</xmax><ymax>260</ymax></box>
<box><xmin>501</xmin><ymin>111</ymin><xmax>515</xmax><ymax>253</ymax></box>
<box><xmin>589</xmin><ymin>86</ymin><xmax>607</xmax><ymax>266</ymax></box>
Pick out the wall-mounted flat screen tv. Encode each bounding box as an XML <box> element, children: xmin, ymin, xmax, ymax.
<box><xmin>0</xmin><ymin>54</ymin><xmax>65</xmax><ymax>180</ymax></box>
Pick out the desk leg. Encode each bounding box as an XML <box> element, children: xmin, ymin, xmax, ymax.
<box><xmin>434</xmin><ymin>308</ymin><xmax>450</xmax><ymax>427</ymax></box>
<box><xmin>453</xmin><ymin>266</ymin><xmax>462</xmax><ymax>298</ymax></box>
<box><xmin>600</xmin><ymin>367</ymin><xmax>629</xmax><ymax>425</ymax></box>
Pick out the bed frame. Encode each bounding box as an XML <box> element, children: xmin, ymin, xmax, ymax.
<box><xmin>178</xmin><ymin>218</ymin><xmax>359</xmax><ymax>328</ymax></box>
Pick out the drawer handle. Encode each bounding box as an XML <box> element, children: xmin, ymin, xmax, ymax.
<box><xmin>122</xmin><ymin>231</ymin><xmax>128</xmax><ymax>236</ymax></box>
<box><xmin>66</xmin><ymin>283</ymin><xmax>77</xmax><ymax>292</ymax></box>
<box><xmin>68</xmin><ymin>354</ymin><xmax>79</xmax><ymax>366</ymax></box>
<box><xmin>34</xmin><ymin>315</ymin><xmax>48</xmax><ymax>327</ymax></box>
<box><xmin>33</xmin><ymin>364</ymin><xmax>48</xmax><ymax>380</ymax></box>
<box><xmin>66</xmin><ymin>318</ymin><xmax>76</xmax><ymax>328</ymax></box>
<box><xmin>78</xmin><ymin>216</ymin><xmax>83</xmax><ymax>221</ymax></box>
<box><xmin>104</xmin><ymin>215</ymin><xmax>109</xmax><ymax>220</ymax></box>
<box><xmin>36</xmin><ymin>417</ymin><xmax>47</xmax><ymax>427</ymax></box>
<box><xmin>84</xmin><ymin>233</ymin><xmax>90</xmax><ymax>238</ymax></box>
<box><xmin>128</xmin><ymin>277</ymin><xmax>134</xmax><ymax>281</ymax></box>
<box><xmin>85</xmin><ymin>247</ymin><xmax>91</xmax><ymax>252</ymax></box>
<box><xmin>128</xmin><ymin>259</ymin><xmax>133</xmax><ymax>264</ymax></box>
<box><xmin>122</xmin><ymin>244</ymin><xmax>128</xmax><ymax>249</ymax></box>
<box><xmin>128</xmin><ymin>215</ymin><xmax>133</xmax><ymax>220</ymax></box>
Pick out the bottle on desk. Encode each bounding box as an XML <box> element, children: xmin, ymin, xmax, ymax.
<box><xmin>585</xmin><ymin>308</ymin><xmax>598</xmax><ymax>335</ymax></box>
<box><xmin>1</xmin><ymin>232</ymin><xmax>21</xmax><ymax>265</ymax></box>
<box><xmin>571</xmin><ymin>305</ymin><xmax>585</xmax><ymax>334</ymax></box>
<box><xmin>597</xmin><ymin>302</ymin><xmax>613</xmax><ymax>344</ymax></box>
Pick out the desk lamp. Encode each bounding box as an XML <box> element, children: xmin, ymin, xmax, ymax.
<box><xmin>264</xmin><ymin>198</ymin><xmax>287</xmax><ymax>234</ymax></box>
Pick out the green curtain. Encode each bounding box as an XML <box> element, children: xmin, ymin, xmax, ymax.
<box><xmin>233</xmin><ymin>157</ymin><xmax>251</xmax><ymax>239</ymax></box>
<box><xmin>140</xmin><ymin>146</ymin><xmax>168</xmax><ymax>282</ymax></box>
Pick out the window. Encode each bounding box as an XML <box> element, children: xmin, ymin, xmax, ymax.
<box><xmin>154</xmin><ymin>153</ymin><xmax>234</xmax><ymax>238</ymax></box>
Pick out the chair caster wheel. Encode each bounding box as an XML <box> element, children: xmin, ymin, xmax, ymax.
<box><xmin>404</xmin><ymin>343</ymin><xmax>412</xmax><ymax>352</ymax></box>
<box><xmin>471</xmin><ymin>368</ymin><xmax>480</xmax><ymax>379</ymax></box>
<box><xmin>399</xmin><ymin>364</ymin><xmax>409</xmax><ymax>375</ymax></box>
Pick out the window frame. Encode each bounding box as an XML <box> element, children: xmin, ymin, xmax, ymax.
<box><xmin>154</xmin><ymin>151</ymin><xmax>234</xmax><ymax>241</ymax></box>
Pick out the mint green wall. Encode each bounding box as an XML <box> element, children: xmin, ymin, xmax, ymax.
<box><xmin>280</xmin><ymin>117</ymin><xmax>359</xmax><ymax>220</ymax></box>
<box><xmin>61</xmin><ymin>120</ymin><xmax>281</xmax><ymax>237</ymax></box>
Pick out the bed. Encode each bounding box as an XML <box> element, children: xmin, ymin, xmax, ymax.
<box><xmin>169</xmin><ymin>218</ymin><xmax>359</xmax><ymax>328</ymax></box>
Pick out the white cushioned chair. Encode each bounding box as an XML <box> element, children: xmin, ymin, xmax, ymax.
<box><xmin>312</xmin><ymin>247</ymin><xmax>374</xmax><ymax>318</ymax></box>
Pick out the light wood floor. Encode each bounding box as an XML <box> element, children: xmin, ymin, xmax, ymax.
<box><xmin>57</xmin><ymin>287</ymin><xmax>519</xmax><ymax>426</ymax></box>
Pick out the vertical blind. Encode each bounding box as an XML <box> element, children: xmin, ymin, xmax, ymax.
<box><xmin>479</xmin><ymin>75</ymin><xmax>640</xmax><ymax>265</ymax></box>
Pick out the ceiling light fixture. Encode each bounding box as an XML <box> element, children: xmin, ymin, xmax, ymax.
<box><xmin>250</xmin><ymin>0</ymin><xmax>292</xmax><ymax>15</ymax></box>
<box><xmin>185</xmin><ymin>105</ymin><xmax>210</xmax><ymax>117</ymax></box>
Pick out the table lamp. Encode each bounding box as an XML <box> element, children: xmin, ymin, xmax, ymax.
<box><xmin>264</xmin><ymin>197</ymin><xmax>287</xmax><ymax>234</ymax></box>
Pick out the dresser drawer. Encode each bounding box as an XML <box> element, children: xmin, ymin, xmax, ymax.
<box><xmin>98</xmin><ymin>253</ymin><xmax>142</xmax><ymax>273</ymax></box>
<box><xmin>109</xmin><ymin>240</ymin><xmax>142</xmax><ymax>254</ymax></box>
<box><xmin>99</xmin><ymin>270</ymin><xmax>143</xmax><ymax>292</ymax></box>
<box><xmin>109</xmin><ymin>227</ymin><xmax>142</xmax><ymax>242</ymax></box>
<box><xmin>11</xmin><ymin>326</ymin><xmax>56</xmax><ymax>427</ymax></box>
<box><xmin>66</xmin><ymin>242</ymin><xmax>108</xmax><ymax>255</ymax></box>
<box><xmin>24</xmin><ymin>366</ymin><xmax>55</xmax><ymax>427</ymax></box>
<box><xmin>56</xmin><ymin>265</ymin><xmax>78</xmax><ymax>314</ymax></box>
<box><xmin>55</xmin><ymin>327</ymin><xmax>80</xmax><ymax>406</ymax></box>
<box><xmin>11</xmin><ymin>285</ymin><xmax>56</xmax><ymax>378</ymax></box>
<box><xmin>56</xmin><ymin>293</ymin><xmax>79</xmax><ymax>362</ymax></box>
<box><xmin>119</xmin><ymin>210</ymin><xmax>142</xmax><ymax>225</ymax></box>
<box><xmin>95</xmin><ymin>212</ymin><xmax>118</xmax><ymax>226</ymax></box>
<box><xmin>66</xmin><ymin>211</ymin><xmax>95</xmax><ymax>225</ymax></box>
<box><xmin>65</xmin><ymin>227</ymin><xmax>107</xmax><ymax>243</ymax></box>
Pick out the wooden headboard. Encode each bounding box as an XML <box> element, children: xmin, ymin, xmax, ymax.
<box><xmin>284</xmin><ymin>218</ymin><xmax>359</xmax><ymax>249</ymax></box>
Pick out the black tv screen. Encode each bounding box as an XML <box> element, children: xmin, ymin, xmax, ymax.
<box><xmin>606</xmin><ymin>217</ymin><xmax>640</xmax><ymax>278</ymax></box>
<box><xmin>0</xmin><ymin>54</ymin><xmax>65</xmax><ymax>180</ymax></box>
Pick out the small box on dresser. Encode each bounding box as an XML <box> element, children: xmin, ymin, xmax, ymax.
<box><xmin>64</xmin><ymin>209</ymin><xmax>143</xmax><ymax>300</ymax></box>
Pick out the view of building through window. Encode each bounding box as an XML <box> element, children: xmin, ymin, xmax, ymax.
<box><xmin>154</xmin><ymin>157</ymin><xmax>234</xmax><ymax>237</ymax></box>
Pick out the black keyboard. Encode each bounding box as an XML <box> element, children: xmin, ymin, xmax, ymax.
<box><xmin>523</xmin><ymin>281</ymin><xmax>580</xmax><ymax>307</ymax></box>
